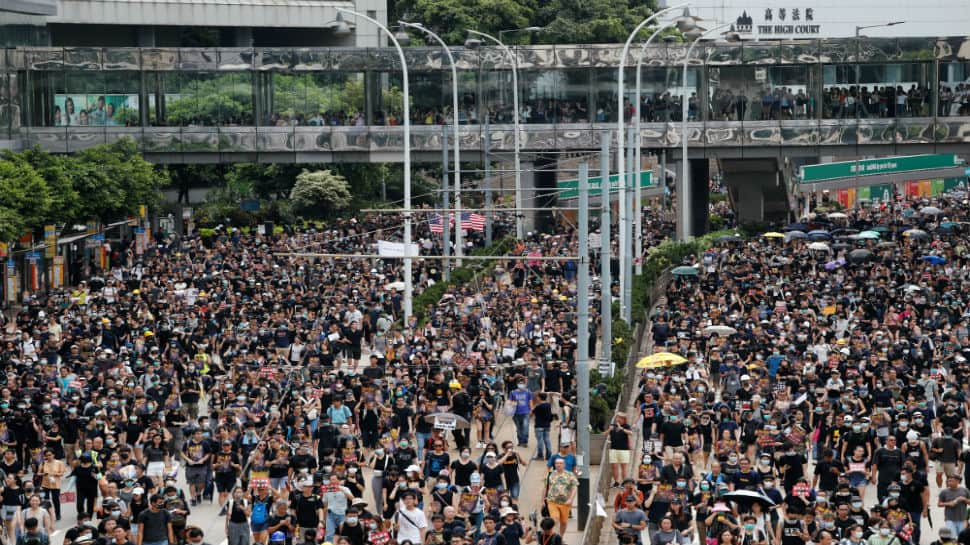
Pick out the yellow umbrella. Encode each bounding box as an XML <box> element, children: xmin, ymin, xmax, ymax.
<box><xmin>636</xmin><ymin>352</ymin><xmax>689</xmax><ymax>368</ymax></box>
<box><xmin>762</xmin><ymin>232</ymin><xmax>785</xmax><ymax>239</ymax></box>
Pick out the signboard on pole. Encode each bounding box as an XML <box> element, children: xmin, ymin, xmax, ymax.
<box><xmin>44</xmin><ymin>225</ymin><xmax>56</xmax><ymax>258</ymax></box>
<box><xmin>799</xmin><ymin>154</ymin><xmax>964</xmax><ymax>183</ymax></box>
<box><xmin>139</xmin><ymin>205</ymin><xmax>148</xmax><ymax>220</ymax></box>
<box><xmin>557</xmin><ymin>170</ymin><xmax>653</xmax><ymax>199</ymax></box>
<box><xmin>134</xmin><ymin>228</ymin><xmax>146</xmax><ymax>255</ymax></box>
<box><xmin>5</xmin><ymin>260</ymin><xmax>15</xmax><ymax>303</ymax></box>
<box><xmin>52</xmin><ymin>255</ymin><xmax>64</xmax><ymax>288</ymax></box>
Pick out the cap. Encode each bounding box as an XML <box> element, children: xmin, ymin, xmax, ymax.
<box><xmin>741</xmin><ymin>374</ymin><xmax>751</xmax><ymax>380</ymax></box>
<box><xmin>499</xmin><ymin>507</ymin><xmax>518</xmax><ymax>517</ymax></box>
<box><xmin>470</xmin><ymin>473</ymin><xmax>482</xmax><ymax>484</ymax></box>
<box><xmin>405</xmin><ymin>465</ymin><xmax>421</xmax><ymax>473</ymax></box>
<box><xmin>132</xmin><ymin>487</ymin><xmax>145</xmax><ymax>495</ymax></box>
<box><xmin>941</xmin><ymin>528</ymin><xmax>956</xmax><ymax>539</ymax></box>
<box><xmin>351</xmin><ymin>498</ymin><xmax>367</xmax><ymax>506</ymax></box>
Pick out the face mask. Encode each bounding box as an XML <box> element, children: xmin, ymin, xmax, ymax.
<box><xmin>436</xmin><ymin>483</ymin><xmax>448</xmax><ymax>490</ymax></box>
<box><xmin>398</xmin><ymin>483</ymin><xmax>406</xmax><ymax>489</ymax></box>
<box><xmin>760</xmin><ymin>458</ymin><xmax>771</xmax><ymax>466</ymax></box>
<box><xmin>728</xmin><ymin>457</ymin><xmax>738</xmax><ymax>464</ymax></box>
<box><xmin>852</xmin><ymin>502</ymin><xmax>862</xmax><ymax>509</ymax></box>
<box><xmin>853</xmin><ymin>531</ymin><xmax>863</xmax><ymax>540</ymax></box>
<box><xmin>890</xmin><ymin>492</ymin><xmax>900</xmax><ymax>498</ymax></box>
<box><xmin>821</xmin><ymin>522</ymin><xmax>834</xmax><ymax>529</ymax></box>
<box><xmin>817</xmin><ymin>497</ymin><xmax>828</xmax><ymax>504</ymax></box>
<box><xmin>901</xmin><ymin>475</ymin><xmax>911</xmax><ymax>483</ymax></box>
<box><xmin>111</xmin><ymin>510</ymin><xmax>122</xmax><ymax>517</ymax></box>
<box><xmin>500</xmin><ymin>500</ymin><xmax>510</xmax><ymax>507</ymax></box>
<box><xmin>852</xmin><ymin>425</ymin><xmax>861</xmax><ymax>432</ymax></box>
<box><xmin>348</xmin><ymin>468</ymin><xmax>357</xmax><ymax>475</ymax></box>
<box><xmin>345</xmin><ymin>517</ymin><xmax>358</xmax><ymax>525</ymax></box>
<box><xmin>700</xmin><ymin>483</ymin><xmax>710</xmax><ymax>491</ymax></box>
<box><xmin>375</xmin><ymin>449</ymin><xmax>384</xmax><ymax>456</ymax></box>
<box><xmin>369</xmin><ymin>523</ymin><xmax>378</xmax><ymax>530</ymax></box>
<box><xmin>518</xmin><ymin>384</ymin><xmax>526</xmax><ymax>390</ymax></box>
<box><xmin>744</xmin><ymin>524</ymin><xmax>756</xmax><ymax>532</ymax></box>
<box><xmin>764</xmin><ymin>481</ymin><xmax>774</xmax><ymax>489</ymax></box>
<box><xmin>643</xmin><ymin>456</ymin><xmax>652</xmax><ymax>464</ymax></box>
<box><xmin>676</xmin><ymin>480</ymin><xmax>687</xmax><ymax>488</ymax></box>
<box><xmin>461</xmin><ymin>452</ymin><xmax>470</xmax><ymax>459</ymax></box>
<box><xmin>880</xmin><ymin>529</ymin><xmax>891</xmax><ymax>536</ymax></box>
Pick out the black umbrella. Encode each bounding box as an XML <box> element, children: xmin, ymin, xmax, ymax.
<box><xmin>721</xmin><ymin>490</ymin><xmax>776</xmax><ymax>508</ymax></box>
<box><xmin>848</xmin><ymin>249</ymin><xmax>873</xmax><ymax>263</ymax></box>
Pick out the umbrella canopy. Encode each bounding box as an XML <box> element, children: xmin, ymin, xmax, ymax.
<box><xmin>871</xmin><ymin>226</ymin><xmax>892</xmax><ymax>233</ymax></box>
<box><xmin>856</xmin><ymin>230</ymin><xmax>880</xmax><ymax>240</ymax></box>
<box><xmin>636</xmin><ymin>352</ymin><xmax>689</xmax><ymax>368</ymax></box>
<box><xmin>920</xmin><ymin>206</ymin><xmax>943</xmax><ymax>215</ymax></box>
<box><xmin>721</xmin><ymin>490</ymin><xmax>776</xmax><ymax>508</ymax></box>
<box><xmin>385</xmin><ymin>281</ymin><xmax>406</xmax><ymax>291</ymax></box>
<box><xmin>784</xmin><ymin>231</ymin><xmax>807</xmax><ymax>241</ymax></box>
<box><xmin>832</xmin><ymin>242</ymin><xmax>852</xmax><ymax>250</ymax></box>
<box><xmin>848</xmin><ymin>249</ymin><xmax>873</xmax><ymax>263</ymax></box>
<box><xmin>703</xmin><ymin>325</ymin><xmax>738</xmax><ymax>337</ymax></box>
<box><xmin>922</xmin><ymin>255</ymin><xmax>947</xmax><ymax>265</ymax></box>
<box><xmin>876</xmin><ymin>241</ymin><xmax>897</xmax><ymax>248</ymax></box>
<box><xmin>423</xmin><ymin>412</ymin><xmax>471</xmax><ymax>430</ymax></box>
<box><xmin>807</xmin><ymin>242</ymin><xmax>831</xmax><ymax>251</ymax></box>
<box><xmin>671</xmin><ymin>266</ymin><xmax>699</xmax><ymax>276</ymax></box>
<box><xmin>807</xmin><ymin>230</ymin><xmax>832</xmax><ymax>240</ymax></box>
<box><xmin>784</xmin><ymin>223</ymin><xmax>809</xmax><ymax>232</ymax></box>
<box><xmin>903</xmin><ymin>229</ymin><xmax>930</xmax><ymax>240</ymax></box>
<box><xmin>762</xmin><ymin>232</ymin><xmax>785</xmax><ymax>239</ymax></box>
<box><xmin>716</xmin><ymin>234</ymin><xmax>742</xmax><ymax>243</ymax></box>
<box><xmin>827</xmin><ymin>212</ymin><xmax>848</xmax><ymax>219</ymax></box>
<box><xmin>941</xmin><ymin>221</ymin><xmax>960</xmax><ymax>229</ymax></box>
<box><xmin>824</xmin><ymin>259</ymin><xmax>845</xmax><ymax>270</ymax></box>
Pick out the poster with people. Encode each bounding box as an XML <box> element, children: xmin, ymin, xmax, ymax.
<box><xmin>52</xmin><ymin>94</ymin><xmax>138</xmax><ymax>126</ymax></box>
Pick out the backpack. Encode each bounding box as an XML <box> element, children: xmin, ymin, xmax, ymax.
<box><xmin>251</xmin><ymin>500</ymin><xmax>269</xmax><ymax>525</ymax></box>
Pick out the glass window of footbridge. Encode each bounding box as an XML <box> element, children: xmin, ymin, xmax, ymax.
<box><xmin>823</xmin><ymin>62</ymin><xmax>932</xmax><ymax>119</ymax></box>
<box><xmin>145</xmin><ymin>72</ymin><xmax>253</xmax><ymax>127</ymax></box>
<box><xmin>31</xmin><ymin>69</ymin><xmax>144</xmax><ymax>127</ymax></box>
<box><xmin>603</xmin><ymin>67</ymin><xmax>700</xmax><ymax>123</ymax></box>
<box><xmin>709</xmin><ymin>65</ymin><xmax>819</xmax><ymax>121</ymax></box>
<box><xmin>521</xmin><ymin>69</ymin><xmax>591</xmax><ymax>124</ymax></box>
<box><xmin>264</xmin><ymin>73</ymin><xmax>364</xmax><ymax>127</ymax></box>
<box><xmin>939</xmin><ymin>62</ymin><xmax>970</xmax><ymax>117</ymax></box>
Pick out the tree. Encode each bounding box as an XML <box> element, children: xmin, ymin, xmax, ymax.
<box><xmin>0</xmin><ymin>156</ymin><xmax>50</xmax><ymax>240</ymax></box>
<box><xmin>12</xmin><ymin>147</ymin><xmax>81</xmax><ymax>225</ymax></box>
<box><xmin>403</xmin><ymin>0</ymin><xmax>536</xmax><ymax>45</ymax></box>
<box><xmin>536</xmin><ymin>0</ymin><xmax>661</xmax><ymax>44</ymax></box>
<box><xmin>70</xmin><ymin>140</ymin><xmax>167</xmax><ymax>222</ymax></box>
<box><xmin>290</xmin><ymin>169</ymin><xmax>353</xmax><ymax>217</ymax></box>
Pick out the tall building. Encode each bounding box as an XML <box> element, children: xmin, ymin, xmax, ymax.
<box><xmin>0</xmin><ymin>0</ymin><xmax>386</xmax><ymax>47</ymax></box>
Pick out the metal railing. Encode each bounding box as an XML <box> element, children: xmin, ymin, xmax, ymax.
<box><xmin>582</xmin><ymin>268</ymin><xmax>672</xmax><ymax>545</ymax></box>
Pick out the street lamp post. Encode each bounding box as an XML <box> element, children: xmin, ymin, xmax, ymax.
<box><xmin>340</xmin><ymin>8</ymin><xmax>414</xmax><ymax>321</ymax></box>
<box><xmin>616</xmin><ymin>3</ymin><xmax>688</xmax><ymax>323</ymax></box>
<box><xmin>633</xmin><ymin>22</ymin><xmax>678</xmax><ymax>274</ymax></box>
<box><xmin>466</xmin><ymin>29</ymin><xmax>525</xmax><ymax>240</ymax></box>
<box><xmin>679</xmin><ymin>22</ymin><xmax>731</xmax><ymax>242</ymax></box>
<box><xmin>399</xmin><ymin>21</ymin><xmax>463</xmax><ymax>264</ymax></box>
<box><xmin>855</xmin><ymin>21</ymin><xmax>904</xmax><ymax>37</ymax></box>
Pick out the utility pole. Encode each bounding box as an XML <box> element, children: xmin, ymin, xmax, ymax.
<box><xmin>623</xmin><ymin>127</ymin><xmax>635</xmax><ymax>321</ymax></box>
<box><xmin>576</xmin><ymin>161</ymin><xmax>591</xmax><ymax>530</ymax></box>
<box><xmin>484</xmin><ymin>120</ymin><xmax>493</xmax><ymax>245</ymax></box>
<box><xmin>442</xmin><ymin>126</ymin><xmax>451</xmax><ymax>281</ymax></box>
<box><xmin>599</xmin><ymin>131</ymin><xmax>612</xmax><ymax>376</ymax></box>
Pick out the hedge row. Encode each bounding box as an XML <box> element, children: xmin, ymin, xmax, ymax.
<box><xmin>412</xmin><ymin>236</ymin><xmax>517</xmax><ymax>323</ymax></box>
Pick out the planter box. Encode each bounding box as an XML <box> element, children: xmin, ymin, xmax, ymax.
<box><xmin>590</xmin><ymin>433</ymin><xmax>607</xmax><ymax>465</ymax></box>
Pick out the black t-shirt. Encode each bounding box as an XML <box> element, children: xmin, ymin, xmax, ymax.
<box><xmin>293</xmin><ymin>495</ymin><xmax>323</xmax><ymax>526</ymax></box>
<box><xmin>450</xmin><ymin>459</ymin><xmax>477</xmax><ymax>487</ymax></box>
<box><xmin>610</xmin><ymin>423</ymin><xmax>632</xmax><ymax>450</ymax></box>
<box><xmin>899</xmin><ymin>480</ymin><xmax>926</xmax><ymax>512</ymax></box>
<box><xmin>660</xmin><ymin>422</ymin><xmax>686</xmax><ymax>447</ymax></box>
<box><xmin>480</xmin><ymin>463</ymin><xmax>504</xmax><ymax>489</ymax></box>
<box><xmin>533</xmin><ymin>402</ymin><xmax>554</xmax><ymax>429</ymax></box>
<box><xmin>872</xmin><ymin>447</ymin><xmax>904</xmax><ymax>483</ymax></box>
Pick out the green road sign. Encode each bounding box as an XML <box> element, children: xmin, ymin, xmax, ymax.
<box><xmin>800</xmin><ymin>154</ymin><xmax>964</xmax><ymax>184</ymax></box>
<box><xmin>557</xmin><ymin>170</ymin><xmax>653</xmax><ymax>199</ymax></box>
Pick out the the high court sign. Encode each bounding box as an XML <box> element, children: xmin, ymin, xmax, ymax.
<box><xmin>670</xmin><ymin>0</ymin><xmax>969</xmax><ymax>39</ymax></box>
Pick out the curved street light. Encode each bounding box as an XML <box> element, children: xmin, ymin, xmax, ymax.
<box><xmin>399</xmin><ymin>21</ymin><xmax>464</xmax><ymax>264</ymax></box>
<box><xmin>465</xmin><ymin>29</ymin><xmax>525</xmax><ymax>239</ymax></box>
<box><xmin>679</xmin><ymin>22</ymin><xmax>732</xmax><ymax>241</ymax></box>
<box><xmin>338</xmin><ymin>8</ymin><xmax>415</xmax><ymax>321</ymax></box>
<box><xmin>616</xmin><ymin>2</ymin><xmax>688</xmax><ymax>323</ymax></box>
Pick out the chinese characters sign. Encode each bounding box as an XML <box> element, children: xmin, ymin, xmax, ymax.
<box><xmin>734</xmin><ymin>7</ymin><xmax>820</xmax><ymax>35</ymax></box>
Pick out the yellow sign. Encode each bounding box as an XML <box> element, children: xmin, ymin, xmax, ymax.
<box><xmin>823</xmin><ymin>305</ymin><xmax>836</xmax><ymax>316</ymax></box>
<box><xmin>44</xmin><ymin>225</ymin><xmax>56</xmax><ymax>259</ymax></box>
<box><xmin>139</xmin><ymin>205</ymin><xmax>148</xmax><ymax>220</ymax></box>
<box><xmin>52</xmin><ymin>256</ymin><xmax>64</xmax><ymax>288</ymax></box>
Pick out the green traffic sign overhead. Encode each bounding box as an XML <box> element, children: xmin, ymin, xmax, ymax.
<box><xmin>557</xmin><ymin>170</ymin><xmax>653</xmax><ymax>199</ymax></box>
<box><xmin>799</xmin><ymin>154</ymin><xmax>964</xmax><ymax>184</ymax></box>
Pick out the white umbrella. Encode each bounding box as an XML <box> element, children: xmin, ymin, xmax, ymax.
<box><xmin>703</xmin><ymin>325</ymin><xmax>738</xmax><ymax>337</ymax></box>
<box><xmin>827</xmin><ymin>212</ymin><xmax>848</xmax><ymax>219</ymax></box>
<box><xmin>920</xmin><ymin>206</ymin><xmax>943</xmax><ymax>215</ymax></box>
<box><xmin>385</xmin><ymin>281</ymin><xmax>406</xmax><ymax>291</ymax></box>
<box><xmin>808</xmin><ymin>242</ymin><xmax>831</xmax><ymax>251</ymax></box>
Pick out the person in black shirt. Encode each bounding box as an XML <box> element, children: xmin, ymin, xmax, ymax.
<box><xmin>291</xmin><ymin>481</ymin><xmax>323</xmax><ymax>541</ymax></box>
<box><xmin>532</xmin><ymin>393</ymin><xmax>554</xmax><ymax>461</ymax></box>
<box><xmin>336</xmin><ymin>507</ymin><xmax>365</xmax><ymax>545</ymax></box>
<box><xmin>813</xmin><ymin>450</ymin><xmax>844</xmax><ymax>494</ymax></box>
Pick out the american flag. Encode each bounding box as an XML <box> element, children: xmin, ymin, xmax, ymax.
<box><xmin>429</xmin><ymin>213</ymin><xmax>446</xmax><ymax>233</ymax></box>
<box><xmin>461</xmin><ymin>212</ymin><xmax>486</xmax><ymax>231</ymax></box>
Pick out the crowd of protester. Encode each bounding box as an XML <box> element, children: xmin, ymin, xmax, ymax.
<box><xmin>609</xmin><ymin>193</ymin><xmax>970</xmax><ymax>545</ymax></box>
